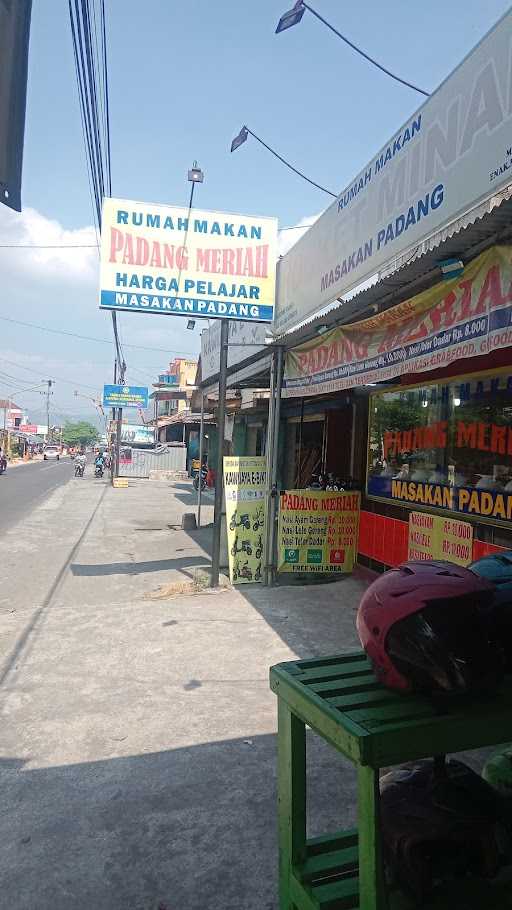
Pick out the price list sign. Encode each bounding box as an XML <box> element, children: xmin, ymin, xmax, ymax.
<box><xmin>408</xmin><ymin>511</ymin><xmax>473</xmax><ymax>566</ymax></box>
<box><xmin>278</xmin><ymin>491</ymin><xmax>360</xmax><ymax>574</ymax></box>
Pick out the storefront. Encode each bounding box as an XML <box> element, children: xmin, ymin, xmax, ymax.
<box><xmin>282</xmin><ymin>245</ymin><xmax>512</xmax><ymax>571</ymax></box>
<box><xmin>281</xmin><ymin>396</ymin><xmax>354</xmax><ymax>489</ymax></box>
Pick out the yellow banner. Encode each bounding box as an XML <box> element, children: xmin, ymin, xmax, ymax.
<box><xmin>278</xmin><ymin>490</ymin><xmax>360</xmax><ymax>574</ymax></box>
<box><xmin>408</xmin><ymin>511</ymin><xmax>473</xmax><ymax>566</ymax></box>
<box><xmin>284</xmin><ymin>245</ymin><xmax>512</xmax><ymax>397</ymax></box>
<box><xmin>224</xmin><ymin>456</ymin><xmax>266</xmax><ymax>585</ymax></box>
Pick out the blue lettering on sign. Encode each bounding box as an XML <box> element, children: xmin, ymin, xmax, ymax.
<box><xmin>100</xmin><ymin>291</ymin><xmax>273</xmax><ymax>323</ymax></box>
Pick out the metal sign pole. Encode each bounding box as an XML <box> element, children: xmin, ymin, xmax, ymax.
<box><xmin>263</xmin><ymin>353</ymin><xmax>277</xmax><ymax>586</ymax></box>
<box><xmin>197</xmin><ymin>391</ymin><xmax>205</xmax><ymax>528</ymax></box>
<box><xmin>266</xmin><ymin>346</ymin><xmax>283</xmax><ymax>586</ymax></box>
<box><xmin>210</xmin><ymin>318</ymin><xmax>229</xmax><ymax>587</ymax></box>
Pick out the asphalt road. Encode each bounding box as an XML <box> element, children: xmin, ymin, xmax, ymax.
<box><xmin>0</xmin><ymin>457</ymin><xmax>74</xmax><ymax>536</ymax></box>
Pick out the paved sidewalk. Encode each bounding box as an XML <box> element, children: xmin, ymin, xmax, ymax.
<box><xmin>1</xmin><ymin>474</ymin><xmax>369</xmax><ymax>909</ymax></box>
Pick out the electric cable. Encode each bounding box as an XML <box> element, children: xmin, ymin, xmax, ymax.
<box><xmin>0</xmin><ymin>314</ymin><xmax>197</xmax><ymax>355</ymax></box>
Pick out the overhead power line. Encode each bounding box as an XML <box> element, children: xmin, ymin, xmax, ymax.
<box><xmin>0</xmin><ymin>243</ymin><xmax>98</xmax><ymax>249</ymax></box>
<box><xmin>0</xmin><ymin>314</ymin><xmax>197</xmax><ymax>356</ymax></box>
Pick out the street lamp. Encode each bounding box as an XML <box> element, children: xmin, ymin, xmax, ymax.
<box><xmin>275</xmin><ymin>1</ymin><xmax>429</xmax><ymax>97</ymax></box>
<box><xmin>187</xmin><ymin>160</ymin><xmax>204</xmax><ymax>209</ymax></box>
<box><xmin>230</xmin><ymin>126</ymin><xmax>248</xmax><ymax>154</ymax></box>
<box><xmin>275</xmin><ymin>1</ymin><xmax>305</xmax><ymax>33</ymax></box>
<box><xmin>230</xmin><ymin>124</ymin><xmax>336</xmax><ymax>197</ymax></box>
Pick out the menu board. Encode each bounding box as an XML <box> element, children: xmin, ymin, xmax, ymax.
<box><xmin>278</xmin><ymin>490</ymin><xmax>360</xmax><ymax>574</ymax></box>
<box><xmin>408</xmin><ymin>511</ymin><xmax>473</xmax><ymax>566</ymax></box>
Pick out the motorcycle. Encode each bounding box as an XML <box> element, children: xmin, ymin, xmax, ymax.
<box><xmin>253</xmin><ymin>505</ymin><xmax>264</xmax><ymax>531</ymax></box>
<box><xmin>229</xmin><ymin>511</ymin><xmax>251</xmax><ymax>531</ymax></box>
<box><xmin>254</xmin><ymin>561</ymin><xmax>262</xmax><ymax>582</ymax></box>
<box><xmin>239</xmin><ymin>560</ymin><xmax>253</xmax><ymax>581</ymax></box>
<box><xmin>230</xmin><ymin>535</ymin><xmax>252</xmax><ymax>558</ymax></box>
<box><xmin>232</xmin><ymin>558</ymin><xmax>253</xmax><ymax>582</ymax></box>
<box><xmin>0</xmin><ymin>454</ymin><xmax>7</xmax><ymax>475</ymax></box>
<box><xmin>255</xmin><ymin>535</ymin><xmax>263</xmax><ymax>559</ymax></box>
<box><xmin>193</xmin><ymin>466</ymin><xmax>208</xmax><ymax>492</ymax></box>
<box><xmin>74</xmin><ymin>462</ymin><xmax>85</xmax><ymax>477</ymax></box>
<box><xmin>94</xmin><ymin>462</ymin><xmax>104</xmax><ymax>478</ymax></box>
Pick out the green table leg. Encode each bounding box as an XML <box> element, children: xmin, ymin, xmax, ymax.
<box><xmin>278</xmin><ymin>700</ymin><xmax>306</xmax><ymax>910</ymax></box>
<box><xmin>358</xmin><ymin>765</ymin><xmax>387</xmax><ymax>910</ymax></box>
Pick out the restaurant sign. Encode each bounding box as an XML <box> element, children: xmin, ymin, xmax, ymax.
<box><xmin>100</xmin><ymin>198</ymin><xmax>277</xmax><ymax>323</ymax></box>
<box><xmin>284</xmin><ymin>246</ymin><xmax>512</xmax><ymax>397</ymax></box>
<box><xmin>275</xmin><ymin>9</ymin><xmax>512</xmax><ymax>334</ymax></box>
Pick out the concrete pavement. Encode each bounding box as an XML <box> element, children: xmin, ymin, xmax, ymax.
<box><xmin>0</xmin><ymin>472</ymin><xmax>369</xmax><ymax>909</ymax></box>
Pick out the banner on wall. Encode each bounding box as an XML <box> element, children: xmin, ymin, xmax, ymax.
<box><xmin>278</xmin><ymin>490</ymin><xmax>360</xmax><ymax>574</ymax></box>
<box><xmin>224</xmin><ymin>456</ymin><xmax>266</xmax><ymax>584</ymax></box>
<box><xmin>274</xmin><ymin>9</ymin><xmax>512</xmax><ymax>335</ymax></box>
<box><xmin>284</xmin><ymin>247</ymin><xmax>512</xmax><ymax>397</ymax></box>
<box><xmin>408</xmin><ymin>511</ymin><xmax>473</xmax><ymax>566</ymax></box>
<box><xmin>120</xmin><ymin>424</ymin><xmax>155</xmax><ymax>445</ymax></box>
<box><xmin>100</xmin><ymin>198</ymin><xmax>277</xmax><ymax>323</ymax></box>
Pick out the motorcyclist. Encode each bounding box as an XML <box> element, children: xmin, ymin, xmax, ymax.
<box><xmin>0</xmin><ymin>446</ymin><xmax>6</xmax><ymax>473</ymax></box>
<box><xmin>74</xmin><ymin>450</ymin><xmax>86</xmax><ymax>475</ymax></box>
<box><xmin>94</xmin><ymin>450</ymin><xmax>105</xmax><ymax>475</ymax></box>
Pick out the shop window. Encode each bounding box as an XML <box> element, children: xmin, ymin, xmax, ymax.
<box><xmin>367</xmin><ymin>369</ymin><xmax>512</xmax><ymax>527</ymax></box>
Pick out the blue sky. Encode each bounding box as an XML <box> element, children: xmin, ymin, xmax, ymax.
<box><xmin>0</xmin><ymin>0</ymin><xmax>510</xmax><ymax>424</ymax></box>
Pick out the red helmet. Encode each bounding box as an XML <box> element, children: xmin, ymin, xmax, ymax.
<box><xmin>356</xmin><ymin>560</ymin><xmax>502</xmax><ymax>694</ymax></box>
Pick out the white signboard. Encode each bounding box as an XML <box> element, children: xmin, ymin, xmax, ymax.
<box><xmin>201</xmin><ymin>319</ymin><xmax>268</xmax><ymax>383</ymax></box>
<box><xmin>100</xmin><ymin>198</ymin><xmax>277</xmax><ymax>323</ymax></box>
<box><xmin>275</xmin><ymin>9</ymin><xmax>512</xmax><ymax>335</ymax></box>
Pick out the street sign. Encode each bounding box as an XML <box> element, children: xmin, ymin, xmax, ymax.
<box><xmin>103</xmin><ymin>384</ymin><xmax>149</xmax><ymax>409</ymax></box>
<box><xmin>99</xmin><ymin>198</ymin><xmax>277</xmax><ymax>323</ymax></box>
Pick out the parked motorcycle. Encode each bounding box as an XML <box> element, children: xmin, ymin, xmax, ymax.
<box><xmin>193</xmin><ymin>465</ymin><xmax>208</xmax><ymax>491</ymax></box>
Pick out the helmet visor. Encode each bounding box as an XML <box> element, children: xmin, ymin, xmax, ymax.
<box><xmin>386</xmin><ymin>595</ymin><xmax>501</xmax><ymax>694</ymax></box>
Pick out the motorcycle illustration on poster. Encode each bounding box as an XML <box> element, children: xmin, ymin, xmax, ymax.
<box><xmin>223</xmin><ymin>456</ymin><xmax>266</xmax><ymax>585</ymax></box>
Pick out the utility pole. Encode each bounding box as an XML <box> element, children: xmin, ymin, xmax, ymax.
<box><xmin>2</xmin><ymin>397</ymin><xmax>9</xmax><ymax>456</ymax></box>
<box><xmin>45</xmin><ymin>380</ymin><xmax>53</xmax><ymax>442</ymax></box>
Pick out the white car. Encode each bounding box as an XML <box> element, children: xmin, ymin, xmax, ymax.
<box><xmin>43</xmin><ymin>445</ymin><xmax>60</xmax><ymax>461</ymax></box>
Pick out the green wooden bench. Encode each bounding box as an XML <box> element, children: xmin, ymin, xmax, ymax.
<box><xmin>270</xmin><ymin>650</ymin><xmax>512</xmax><ymax>910</ymax></box>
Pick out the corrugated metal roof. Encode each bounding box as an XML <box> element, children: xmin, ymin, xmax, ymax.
<box><xmin>278</xmin><ymin>187</ymin><xmax>512</xmax><ymax>348</ymax></box>
<box><xmin>200</xmin><ymin>189</ymin><xmax>512</xmax><ymax>393</ymax></box>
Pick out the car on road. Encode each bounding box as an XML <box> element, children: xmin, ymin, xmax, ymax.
<box><xmin>43</xmin><ymin>445</ymin><xmax>61</xmax><ymax>461</ymax></box>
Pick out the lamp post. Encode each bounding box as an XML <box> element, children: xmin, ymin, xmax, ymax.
<box><xmin>230</xmin><ymin>125</ymin><xmax>337</xmax><ymax>197</ymax></box>
<box><xmin>275</xmin><ymin>1</ymin><xmax>429</xmax><ymax>97</ymax></box>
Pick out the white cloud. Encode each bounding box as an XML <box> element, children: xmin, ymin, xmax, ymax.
<box><xmin>0</xmin><ymin>205</ymin><xmax>98</xmax><ymax>281</ymax></box>
<box><xmin>278</xmin><ymin>212</ymin><xmax>322</xmax><ymax>257</ymax></box>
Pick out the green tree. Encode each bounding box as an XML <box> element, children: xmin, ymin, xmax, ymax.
<box><xmin>62</xmin><ymin>421</ymin><xmax>99</xmax><ymax>447</ymax></box>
